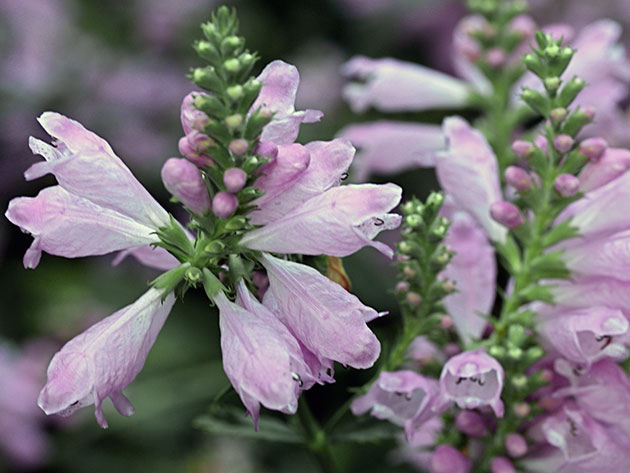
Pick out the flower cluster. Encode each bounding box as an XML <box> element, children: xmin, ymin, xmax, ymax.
<box><xmin>5</xmin><ymin>7</ymin><xmax>401</xmax><ymax>430</ymax></box>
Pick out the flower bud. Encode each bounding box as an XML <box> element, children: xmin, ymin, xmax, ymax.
<box><xmin>440</xmin><ymin>315</ymin><xmax>453</xmax><ymax>329</ymax></box>
<box><xmin>511</xmin><ymin>140</ymin><xmax>534</xmax><ymax>159</ymax></box>
<box><xmin>455</xmin><ymin>411</ymin><xmax>488</xmax><ymax>437</ymax></box>
<box><xmin>558</xmin><ymin>77</ymin><xmax>586</xmax><ymax>107</ymax></box>
<box><xmin>181</xmin><ymin>92</ymin><xmax>210</xmax><ymax>134</ymax></box>
<box><xmin>225</xmin><ymin>114</ymin><xmax>243</xmax><ymax>129</ymax></box>
<box><xmin>582</xmin><ymin>106</ymin><xmax>596</xmax><ymax>121</ymax></box>
<box><xmin>486</xmin><ymin>48</ymin><xmax>506</xmax><ymax>67</ymax></box>
<box><xmin>395</xmin><ymin>281</ymin><xmax>409</xmax><ymax>293</ymax></box>
<box><xmin>505</xmin><ymin>166</ymin><xmax>532</xmax><ymax>191</ymax></box>
<box><xmin>513</xmin><ymin>402</ymin><xmax>530</xmax><ymax>418</ymax></box>
<box><xmin>178</xmin><ymin>135</ymin><xmax>215</xmax><ymax>168</ymax></box>
<box><xmin>534</xmin><ymin>135</ymin><xmax>548</xmax><ymax>154</ymax></box>
<box><xmin>227</xmin><ymin>85</ymin><xmax>243</xmax><ymax>100</ymax></box>
<box><xmin>161</xmin><ymin>158</ymin><xmax>211</xmax><ymax>215</ymax></box>
<box><xmin>255</xmin><ymin>141</ymin><xmax>278</xmax><ymax>159</ymax></box>
<box><xmin>550</xmin><ymin>107</ymin><xmax>567</xmax><ymax>125</ymax></box>
<box><xmin>490</xmin><ymin>456</ymin><xmax>515</xmax><ymax>473</ymax></box>
<box><xmin>229</xmin><ymin>139</ymin><xmax>249</xmax><ymax>156</ymax></box>
<box><xmin>443</xmin><ymin>343</ymin><xmax>461</xmax><ymax>357</ymax></box>
<box><xmin>505</xmin><ymin>433</ymin><xmax>527</xmax><ymax>457</ymax></box>
<box><xmin>490</xmin><ymin>201</ymin><xmax>525</xmax><ymax>229</ymax></box>
<box><xmin>223</xmin><ymin>58</ymin><xmax>240</xmax><ymax>73</ymax></box>
<box><xmin>212</xmin><ymin>191</ymin><xmax>238</xmax><ymax>218</ymax></box>
<box><xmin>430</xmin><ymin>445</ymin><xmax>472</xmax><ymax>473</ymax></box>
<box><xmin>223</xmin><ymin>168</ymin><xmax>247</xmax><ymax>193</ymax></box>
<box><xmin>554</xmin><ymin>173</ymin><xmax>580</xmax><ymax>197</ymax></box>
<box><xmin>579</xmin><ymin>137</ymin><xmax>608</xmax><ymax>161</ymax></box>
<box><xmin>406</xmin><ymin>292</ymin><xmax>422</xmax><ymax>306</ymax></box>
<box><xmin>553</xmin><ymin>134</ymin><xmax>574</xmax><ymax>154</ymax></box>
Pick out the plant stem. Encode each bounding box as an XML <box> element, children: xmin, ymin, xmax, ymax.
<box><xmin>298</xmin><ymin>397</ymin><xmax>340</xmax><ymax>473</ymax></box>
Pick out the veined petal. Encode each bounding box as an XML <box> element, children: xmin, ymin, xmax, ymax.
<box><xmin>338</xmin><ymin>121</ymin><xmax>444</xmax><ymax>181</ymax></box>
<box><xmin>37</xmin><ymin>288</ymin><xmax>175</xmax><ymax>428</ymax></box>
<box><xmin>342</xmin><ymin>56</ymin><xmax>471</xmax><ymax>113</ymax></box>
<box><xmin>112</xmin><ymin>245</ymin><xmax>180</xmax><ymax>271</ymax></box>
<box><xmin>6</xmin><ymin>186</ymin><xmax>161</xmax><ymax>269</ymax></box>
<box><xmin>537</xmin><ymin>306</ymin><xmax>629</xmax><ymax>365</ymax></box>
<box><xmin>25</xmin><ymin>113</ymin><xmax>169</xmax><ymax>229</ymax></box>
<box><xmin>241</xmin><ymin>183</ymin><xmax>402</xmax><ymax>258</ymax></box>
<box><xmin>253</xmin><ymin>60</ymin><xmax>323</xmax><ymax>145</ymax></box>
<box><xmin>562</xmin><ymin>228</ymin><xmax>630</xmax><ymax>281</ymax></box>
<box><xmin>441</xmin><ymin>209</ymin><xmax>495</xmax><ymax>344</ymax></box>
<box><xmin>260</xmin><ymin>254</ymin><xmax>381</xmax><ymax>369</ymax></box>
<box><xmin>436</xmin><ymin>117</ymin><xmax>506</xmax><ymax>242</ymax></box>
<box><xmin>578</xmin><ymin>148</ymin><xmax>630</xmax><ymax>192</ymax></box>
<box><xmin>251</xmin><ymin>139</ymin><xmax>355</xmax><ymax>225</ymax></box>
<box><xmin>553</xmin><ymin>277</ymin><xmax>630</xmax><ymax>312</ymax></box>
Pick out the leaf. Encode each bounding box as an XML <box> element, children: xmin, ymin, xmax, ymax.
<box><xmin>194</xmin><ymin>407</ymin><xmax>304</xmax><ymax>444</ymax></box>
<box><xmin>330</xmin><ymin>417</ymin><xmax>400</xmax><ymax>444</ymax></box>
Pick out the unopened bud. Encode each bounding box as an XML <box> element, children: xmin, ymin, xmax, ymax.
<box><xmin>223</xmin><ymin>167</ymin><xmax>247</xmax><ymax>193</ymax></box>
<box><xmin>431</xmin><ymin>445</ymin><xmax>471</xmax><ymax>473</ymax></box>
<box><xmin>455</xmin><ymin>411</ymin><xmax>488</xmax><ymax>437</ymax></box>
<box><xmin>582</xmin><ymin>106</ymin><xmax>596</xmax><ymax>121</ymax></box>
<box><xmin>224</xmin><ymin>58</ymin><xmax>240</xmax><ymax>73</ymax></box>
<box><xmin>229</xmin><ymin>138</ymin><xmax>249</xmax><ymax>156</ymax></box>
<box><xmin>505</xmin><ymin>166</ymin><xmax>532</xmax><ymax>191</ymax></box>
<box><xmin>486</xmin><ymin>48</ymin><xmax>506</xmax><ymax>67</ymax></box>
<box><xmin>544</xmin><ymin>43</ymin><xmax>560</xmax><ymax>58</ymax></box>
<box><xmin>550</xmin><ymin>107</ymin><xmax>567</xmax><ymax>124</ymax></box>
<box><xmin>406</xmin><ymin>292</ymin><xmax>422</xmax><ymax>306</ymax></box>
<box><xmin>579</xmin><ymin>137</ymin><xmax>608</xmax><ymax>161</ymax></box>
<box><xmin>227</xmin><ymin>85</ymin><xmax>243</xmax><ymax>100</ymax></box>
<box><xmin>442</xmin><ymin>280</ymin><xmax>455</xmax><ymax>292</ymax></box>
<box><xmin>490</xmin><ymin>456</ymin><xmax>516</xmax><ymax>473</ymax></box>
<box><xmin>512</xmin><ymin>140</ymin><xmax>534</xmax><ymax>159</ymax></box>
<box><xmin>161</xmin><ymin>158</ymin><xmax>211</xmax><ymax>215</ymax></box>
<box><xmin>440</xmin><ymin>315</ymin><xmax>453</xmax><ymax>329</ymax></box>
<box><xmin>513</xmin><ymin>402</ymin><xmax>531</xmax><ymax>418</ymax></box>
<box><xmin>402</xmin><ymin>265</ymin><xmax>416</xmax><ymax>278</ymax></box>
<box><xmin>225</xmin><ymin>114</ymin><xmax>243</xmax><ymax>129</ymax></box>
<box><xmin>212</xmin><ymin>191</ymin><xmax>238</xmax><ymax>218</ymax></box>
<box><xmin>395</xmin><ymin>281</ymin><xmax>410</xmax><ymax>293</ymax></box>
<box><xmin>554</xmin><ymin>173</ymin><xmax>580</xmax><ymax>197</ymax></box>
<box><xmin>505</xmin><ymin>433</ymin><xmax>527</xmax><ymax>458</ymax></box>
<box><xmin>534</xmin><ymin>135</ymin><xmax>548</xmax><ymax>154</ymax></box>
<box><xmin>544</xmin><ymin>77</ymin><xmax>560</xmax><ymax>93</ymax></box>
<box><xmin>490</xmin><ymin>201</ymin><xmax>525</xmax><ymax>229</ymax></box>
<box><xmin>178</xmin><ymin>136</ymin><xmax>214</xmax><ymax>168</ymax></box>
<box><xmin>444</xmin><ymin>343</ymin><xmax>461</xmax><ymax>357</ymax></box>
<box><xmin>185</xmin><ymin>267</ymin><xmax>203</xmax><ymax>283</ymax></box>
<box><xmin>553</xmin><ymin>134</ymin><xmax>574</xmax><ymax>153</ymax></box>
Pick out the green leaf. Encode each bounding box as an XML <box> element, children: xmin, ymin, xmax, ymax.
<box><xmin>194</xmin><ymin>408</ymin><xmax>304</xmax><ymax>444</ymax></box>
<box><xmin>541</xmin><ymin>219</ymin><xmax>580</xmax><ymax>248</ymax></box>
<box><xmin>330</xmin><ymin>418</ymin><xmax>399</xmax><ymax>444</ymax></box>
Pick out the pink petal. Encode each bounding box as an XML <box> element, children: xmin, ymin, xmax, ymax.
<box><xmin>579</xmin><ymin>148</ymin><xmax>630</xmax><ymax>192</ymax></box>
<box><xmin>338</xmin><ymin>121</ymin><xmax>444</xmax><ymax>181</ymax></box>
<box><xmin>241</xmin><ymin>183</ymin><xmax>402</xmax><ymax>258</ymax></box>
<box><xmin>436</xmin><ymin>117</ymin><xmax>506</xmax><ymax>242</ymax></box>
<box><xmin>26</xmin><ymin>113</ymin><xmax>169</xmax><ymax>229</ymax></box>
<box><xmin>6</xmin><ymin>186</ymin><xmax>161</xmax><ymax>269</ymax></box>
<box><xmin>342</xmin><ymin>56</ymin><xmax>470</xmax><ymax>113</ymax></box>
<box><xmin>112</xmin><ymin>245</ymin><xmax>180</xmax><ymax>271</ymax></box>
<box><xmin>37</xmin><ymin>288</ymin><xmax>175</xmax><ymax>428</ymax></box>
<box><xmin>261</xmin><ymin>254</ymin><xmax>381</xmax><ymax>369</ymax></box>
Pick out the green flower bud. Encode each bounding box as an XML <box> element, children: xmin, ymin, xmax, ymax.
<box><xmin>225</xmin><ymin>216</ymin><xmax>247</xmax><ymax>231</ymax></box>
<box><xmin>558</xmin><ymin>76</ymin><xmax>586</xmax><ymax>107</ymax></box>
<box><xmin>488</xmin><ymin>345</ymin><xmax>506</xmax><ymax>359</ymax></box>
<box><xmin>225</xmin><ymin>113</ymin><xmax>243</xmax><ymax>129</ymax></box>
<box><xmin>404</xmin><ymin>214</ymin><xmax>423</xmax><ymax>229</ymax></box>
<box><xmin>224</xmin><ymin>58</ymin><xmax>240</xmax><ymax>73</ymax></box>
<box><xmin>522</xmin><ymin>53</ymin><xmax>545</xmax><ymax>77</ymax></box>
<box><xmin>512</xmin><ymin>374</ymin><xmax>528</xmax><ymax>389</ymax></box>
<box><xmin>205</xmin><ymin>241</ymin><xmax>226</xmax><ymax>254</ymax></box>
<box><xmin>544</xmin><ymin>43</ymin><xmax>560</xmax><ymax>58</ymax></box>
<box><xmin>508</xmin><ymin>347</ymin><xmax>523</xmax><ymax>360</ymax></box>
<box><xmin>520</xmin><ymin>87</ymin><xmax>550</xmax><ymax>115</ymax></box>
<box><xmin>185</xmin><ymin>267</ymin><xmax>203</xmax><ymax>283</ymax></box>
<box><xmin>227</xmin><ymin>85</ymin><xmax>243</xmax><ymax>100</ymax></box>
<box><xmin>544</xmin><ymin>76</ymin><xmax>560</xmax><ymax>94</ymax></box>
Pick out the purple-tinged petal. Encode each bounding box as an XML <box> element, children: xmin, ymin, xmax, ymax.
<box><xmin>351</xmin><ymin>370</ymin><xmax>439</xmax><ymax>428</ymax></box>
<box><xmin>562</xmin><ymin>228</ymin><xmax>630</xmax><ymax>281</ymax></box>
<box><xmin>252</xmin><ymin>60</ymin><xmax>323</xmax><ymax>145</ymax></box>
<box><xmin>441</xmin><ymin>209</ymin><xmax>495</xmax><ymax>344</ymax></box>
<box><xmin>537</xmin><ymin>306</ymin><xmax>628</xmax><ymax>365</ymax></box>
<box><xmin>241</xmin><ymin>184</ymin><xmax>402</xmax><ymax>258</ymax></box>
<box><xmin>26</xmin><ymin>113</ymin><xmax>169</xmax><ymax>229</ymax></box>
<box><xmin>112</xmin><ymin>245</ymin><xmax>180</xmax><ymax>271</ymax></box>
<box><xmin>180</xmin><ymin>92</ymin><xmax>210</xmax><ymax>135</ymax></box>
<box><xmin>541</xmin><ymin>405</ymin><xmax>630</xmax><ymax>473</ymax></box>
<box><xmin>452</xmin><ymin>15</ymin><xmax>493</xmax><ymax>94</ymax></box>
<box><xmin>553</xmin><ymin>276</ymin><xmax>630</xmax><ymax>312</ymax></box>
<box><xmin>436</xmin><ymin>117</ymin><xmax>506</xmax><ymax>242</ymax></box>
<box><xmin>342</xmin><ymin>56</ymin><xmax>471</xmax><ymax>113</ymax></box>
<box><xmin>578</xmin><ymin>148</ymin><xmax>630</xmax><ymax>192</ymax></box>
<box><xmin>260</xmin><ymin>254</ymin><xmax>381</xmax><ymax>369</ymax></box>
<box><xmin>37</xmin><ymin>288</ymin><xmax>175</xmax><ymax>428</ymax></box>
<box><xmin>557</xmin><ymin>170</ymin><xmax>630</xmax><ymax>239</ymax></box>
<box><xmin>439</xmin><ymin>349</ymin><xmax>504</xmax><ymax>417</ymax></box>
<box><xmin>554</xmin><ymin>359</ymin><xmax>630</xmax><ymax>436</ymax></box>
<box><xmin>250</xmin><ymin>139</ymin><xmax>355</xmax><ymax>225</ymax></box>
<box><xmin>214</xmin><ymin>283</ymin><xmax>316</xmax><ymax>427</ymax></box>
<box><xmin>337</xmin><ymin>121</ymin><xmax>444</xmax><ymax>181</ymax></box>
<box><xmin>6</xmin><ymin>186</ymin><xmax>161</xmax><ymax>269</ymax></box>
<box><xmin>430</xmin><ymin>444</ymin><xmax>473</xmax><ymax>473</ymax></box>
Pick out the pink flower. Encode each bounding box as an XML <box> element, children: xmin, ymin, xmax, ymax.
<box><xmin>430</xmin><ymin>444</ymin><xmax>472</xmax><ymax>473</ymax></box>
<box><xmin>337</xmin><ymin>121</ymin><xmax>445</xmax><ymax>181</ymax></box>
<box><xmin>351</xmin><ymin>370</ymin><xmax>439</xmax><ymax>427</ymax></box>
<box><xmin>537</xmin><ymin>306</ymin><xmax>628</xmax><ymax>365</ymax></box>
<box><xmin>578</xmin><ymin>148</ymin><xmax>630</xmax><ymax>192</ymax></box>
<box><xmin>436</xmin><ymin>117</ymin><xmax>506</xmax><ymax>242</ymax></box>
<box><xmin>5</xmin><ymin>112</ymin><xmax>171</xmax><ymax>269</ymax></box>
<box><xmin>252</xmin><ymin>60</ymin><xmax>323</xmax><ymax>145</ymax></box>
<box><xmin>38</xmin><ymin>288</ymin><xmax>175</xmax><ymax>428</ymax></box>
<box><xmin>342</xmin><ymin>56</ymin><xmax>471</xmax><ymax>113</ymax></box>
<box><xmin>441</xmin><ymin>205</ymin><xmax>495</xmax><ymax>344</ymax></box>
<box><xmin>260</xmin><ymin>253</ymin><xmax>381</xmax><ymax>370</ymax></box>
<box><xmin>241</xmin><ymin>183</ymin><xmax>401</xmax><ymax>258</ymax></box>
<box><xmin>439</xmin><ymin>349</ymin><xmax>505</xmax><ymax>417</ymax></box>
<box><xmin>215</xmin><ymin>281</ymin><xmax>319</xmax><ymax>428</ymax></box>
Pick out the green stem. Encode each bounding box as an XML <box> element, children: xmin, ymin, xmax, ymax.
<box><xmin>298</xmin><ymin>398</ymin><xmax>340</xmax><ymax>473</ymax></box>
